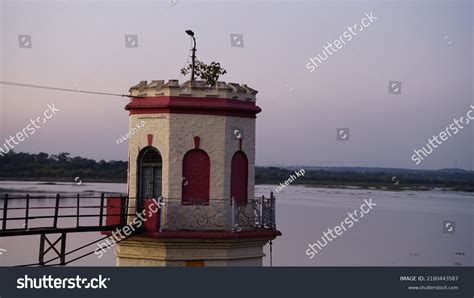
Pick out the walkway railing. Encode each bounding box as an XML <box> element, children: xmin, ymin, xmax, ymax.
<box><xmin>0</xmin><ymin>193</ymin><xmax>277</xmax><ymax>236</ymax></box>
<box><xmin>0</xmin><ymin>194</ymin><xmax>131</xmax><ymax>237</ymax></box>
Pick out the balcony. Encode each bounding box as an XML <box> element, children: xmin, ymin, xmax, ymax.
<box><xmin>157</xmin><ymin>195</ymin><xmax>276</xmax><ymax>232</ymax></box>
<box><xmin>103</xmin><ymin>193</ymin><xmax>279</xmax><ymax>239</ymax></box>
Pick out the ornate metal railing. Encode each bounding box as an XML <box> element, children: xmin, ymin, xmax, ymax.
<box><xmin>159</xmin><ymin>194</ymin><xmax>276</xmax><ymax>232</ymax></box>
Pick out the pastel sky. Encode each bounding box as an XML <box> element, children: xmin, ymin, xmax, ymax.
<box><xmin>0</xmin><ymin>0</ymin><xmax>473</xmax><ymax>170</ymax></box>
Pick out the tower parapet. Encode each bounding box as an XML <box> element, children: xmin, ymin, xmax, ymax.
<box><xmin>129</xmin><ymin>80</ymin><xmax>258</xmax><ymax>101</ymax></box>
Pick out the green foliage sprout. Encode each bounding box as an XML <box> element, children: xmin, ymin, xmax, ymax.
<box><xmin>181</xmin><ymin>60</ymin><xmax>227</xmax><ymax>87</ymax></box>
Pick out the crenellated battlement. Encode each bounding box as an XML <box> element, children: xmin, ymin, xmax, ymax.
<box><xmin>129</xmin><ymin>80</ymin><xmax>258</xmax><ymax>101</ymax></box>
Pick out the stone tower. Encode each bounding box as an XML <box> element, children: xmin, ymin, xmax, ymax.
<box><xmin>116</xmin><ymin>80</ymin><xmax>280</xmax><ymax>266</ymax></box>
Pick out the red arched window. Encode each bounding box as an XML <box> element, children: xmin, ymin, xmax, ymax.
<box><xmin>230</xmin><ymin>151</ymin><xmax>248</xmax><ymax>206</ymax></box>
<box><xmin>182</xmin><ymin>149</ymin><xmax>210</xmax><ymax>205</ymax></box>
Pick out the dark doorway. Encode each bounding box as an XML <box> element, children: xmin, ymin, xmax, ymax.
<box><xmin>137</xmin><ymin>147</ymin><xmax>162</xmax><ymax>211</ymax></box>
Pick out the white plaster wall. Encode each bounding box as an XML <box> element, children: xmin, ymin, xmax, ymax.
<box><xmin>127</xmin><ymin>113</ymin><xmax>256</xmax><ymax>205</ymax></box>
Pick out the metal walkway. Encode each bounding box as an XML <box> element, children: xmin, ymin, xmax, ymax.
<box><xmin>0</xmin><ymin>193</ymin><xmax>133</xmax><ymax>266</ymax></box>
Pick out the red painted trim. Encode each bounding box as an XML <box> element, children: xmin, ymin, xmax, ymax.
<box><xmin>143</xmin><ymin>199</ymin><xmax>160</xmax><ymax>232</ymax></box>
<box><xmin>147</xmin><ymin>134</ymin><xmax>153</xmax><ymax>146</ymax></box>
<box><xmin>127</xmin><ymin>155</ymin><xmax>130</xmax><ymax>196</ymax></box>
<box><xmin>193</xmin><ymin>136</ymin><xmax>200</xmax><ymax>149</ymax></box>
<box><xmin>104</xmin><ymin>197</ymin><xmax>123</xmax><ymax>227</ymax></box>
<box><xmin>140</xmin><ymin>230</ymin><xmax>281</xmax><ymax>240</ymax></box>
<box><xmin>125</xmin><ymin>96</ymin><xmax>261</xmax><ymax>118</ymax></box>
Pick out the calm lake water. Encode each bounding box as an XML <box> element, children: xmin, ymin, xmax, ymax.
<box><xmin>0</xmin><ymin>181</ymin><xmax>472</xmax><ymax>267</ymax></box>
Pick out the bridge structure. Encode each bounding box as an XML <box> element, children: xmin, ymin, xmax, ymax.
<box><xmin>0</xmin><ymin>193</ymin><xmax>277</xmax><ymax>266</ymax></box>
<box><xmin>0</xmin><ymin>194</ymin><xmax>131</xmax><ymax>266</ymax></box>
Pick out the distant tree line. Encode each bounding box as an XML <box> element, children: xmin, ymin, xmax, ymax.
<box><xmin>0</xmin><ymin>151</ymin><xmax>127</xmax><ymax>182</ymax></box>
<box><xmin>256</xmin><ymin>167</ymin><xmax>474</xmax><ymax>191</ymax></box>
